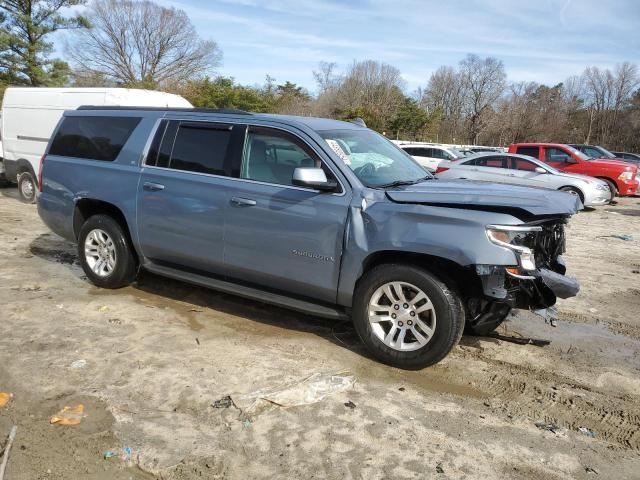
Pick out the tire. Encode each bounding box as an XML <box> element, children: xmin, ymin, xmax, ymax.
<box><xmin>599</xmin><ymin>178</ymin><xmax>618</xmax><ymax>198</ymax></box>
<box><xmin>559</xmin><ymin>186</ymin><xmax>584</xmax><ymax>204</ymax></box>
<box><xmin>352</xmin><ymin>264</ymin><xmax>465</xmax><ymax>369</ymax></box>
<box><xmin>77</xmin><ymin>214</ymin><xmax>137</xmax><ymax>288</ymax></box>
<box><xmin>17</xmin><ymin>171</ymin><xmax>37</xmax><ymax>203</ymax></box>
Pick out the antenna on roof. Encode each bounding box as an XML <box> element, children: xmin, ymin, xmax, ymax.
<box><xmin>350</xmin><ymin>117</ymin><xmax>366</xmax><ymax>128</ymax></box>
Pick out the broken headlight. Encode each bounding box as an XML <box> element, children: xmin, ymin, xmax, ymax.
<box><xmin>486</xmin><ymin>225</ymin><xmax>542</xmax><ymax>271</ymax></box>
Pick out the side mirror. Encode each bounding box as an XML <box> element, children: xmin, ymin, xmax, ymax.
<box><xmin>292</xmin><ymin>167</ymin><xmax>338</xmax><ymax>192</ymax></box>
<box><xmin>534</xmin><ymin>167</ymin><xmax>547</xmax><ymax>174</ymax></box>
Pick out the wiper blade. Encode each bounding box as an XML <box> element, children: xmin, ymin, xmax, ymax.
<box><xmin>376</xmin><ymin>176</ymin><xmax>433</xmax><ymax>188</ymax></box>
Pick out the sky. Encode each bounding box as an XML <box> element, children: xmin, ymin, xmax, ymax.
<box><xmin>63</xmin><ymin>0</ymin><xmax>640</xmax><ymax>94</ymax></box>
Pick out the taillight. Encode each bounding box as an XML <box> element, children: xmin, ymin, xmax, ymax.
<box><xmin>436</xmin><ymin>166</ymin><xmax>449</xmax><ymax>173</ymax></box>
<box><xmin>38</xmin><ymin>154</ymin><xmax>46</xmax><ymax>192</ymax></box>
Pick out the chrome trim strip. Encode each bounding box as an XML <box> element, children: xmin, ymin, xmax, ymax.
<box><xmin>17</xmin><ymin>135</ymin><xmax>49</xmax><ymax>142</ymax></box>
<box><xmin>505</xmin><ymin>270</ymin><xmax>536</xmax><ymax>280</ymax></box>
<box><xmin>139</xmin><ymin>118</ymin><xmax>164</xmax><ymax>166</ymax></box>
<box><xmin>486</xmin><ymin>224</ymin><xmax>543</xmax><ymax>232</ymax></box>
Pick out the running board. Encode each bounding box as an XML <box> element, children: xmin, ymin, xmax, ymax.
<box><xmin>143</xmin><ymin>263</ymin><xmax>349</xmax><ymax>321</ymax></box>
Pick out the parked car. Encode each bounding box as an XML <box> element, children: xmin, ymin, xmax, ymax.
<box><xmin>394</xmin><ymin>142</ymin><xmax>464</xmax><ymax>172</ymax></box>
<box><xmin>610</xmin><ymin>151</ymin><xmax>640</xmax><ymax>167</ymax></box>
<box><xmin>38</xmin><ymin>108</ymin><xmax>580</xmax><ymax>369</ymax></box>
<box><xmin>508</xmin><ymin>143</ymin><xmax>639</xmax><ymax>196</ymax></box>
<box><xmin>1</xmin><ymin>87</ymin><xmax>193</xmax><ymax>203</ymax></box>
<box><xmin>436</xmin><ymin>153</ymin><xmax>611</xmax><ymax>207</ymax></box>
<box><xmin>571</xmin><ymin>144</ymin><xmax>640</xmax><ymax>170</ymax></box>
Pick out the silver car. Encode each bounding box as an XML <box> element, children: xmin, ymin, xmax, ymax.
<box><xmin>437</xmin><ymin>153</ymin><xmax>611</xmax><ymax>207</ymax></box>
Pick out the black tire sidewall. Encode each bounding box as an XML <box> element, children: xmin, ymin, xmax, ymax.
<box><xmin>77</xmin><ymin>215</ymin><xmax>136</xmax><ymax>288</ymax></box>
<box><xmin>601</xmin><ymin>179</ymin><xmax>618</xmax><ymax>198</ymax></box>
<box><xmin>18</xmin><ymin>171</ymin><xmax>36</xmax><ymax>203</ymax></box>
<box><xmin>353</xmin><ymin>264</ymin><xmax>463</xmax><ymax>369</ymax></box>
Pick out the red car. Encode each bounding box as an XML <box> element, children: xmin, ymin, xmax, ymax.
<box><xmin>508</xmin><ymin>143</ymin><xmax>639</xmax><ymax>196</ymax></box>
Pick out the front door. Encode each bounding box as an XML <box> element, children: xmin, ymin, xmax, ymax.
<box><xmin>136</xmin><ymin>119</ymin><xmax>242</xmax><ymax>275</ymax></box>
<box><xmin>223</xmin><ymin>126</ymin><xmax>351</xmax><ymax>303</ymax></box>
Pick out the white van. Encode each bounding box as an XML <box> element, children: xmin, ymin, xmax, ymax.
<box><xmin>1</xmin><ymin>87</ymin><xmax>193</xmax><ymax>202</ymax></box>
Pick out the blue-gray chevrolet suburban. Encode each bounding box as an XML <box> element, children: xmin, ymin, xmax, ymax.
<box><xmin>37</xmin><ymin>107</ymin><xmax>580</xmax><ymax>369</ymax></box>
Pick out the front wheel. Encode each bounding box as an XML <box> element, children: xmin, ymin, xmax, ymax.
<box><xmin>353</xmin><ymin>264</ymin><xmax>465</xmax><ymax>369</ymax></box>
<box><xmin>77</xmin><ymin>214</ymin><xmax>137</xmax><ymax>288</ymax></box>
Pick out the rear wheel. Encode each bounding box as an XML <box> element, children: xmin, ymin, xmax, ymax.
<box><xmin>78</xmin><ymin>214</ymin><xmax>137</xmax><ymax>288</ymax></box>
<box><xmin>17</xmin><ymin>171</ymin><xmax>36</xmax><ymax>203</ymax></box>
<box><xmin>353</xmin><ymin>264</ymin><xmax>465</xmax><ymax>369</ymax></box>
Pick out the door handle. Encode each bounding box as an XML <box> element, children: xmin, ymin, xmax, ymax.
<box><xmin>230</xmin><ymin>197</ymin><xmax>257</xmax><ymax>207</ymax></box>
<box><xmin>143</xmin><ymin>182</ymin><xmax>165</xmax><ymax>191</ymax></box>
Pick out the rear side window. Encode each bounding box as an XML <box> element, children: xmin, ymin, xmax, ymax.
<box><xmin>475</xmin><ymin>156</ymin><xmax>507</xmax><ymax>168</ymax></box>
<box><xmin>168</xmin><ymin>122</ymin><xmax>232</xmax><ymax>175</ymax></box>
<box><xmin>49</xmin><ymin>116</ymin><xmax>141</xmax><ymax>161</ymax></box>
<box><xmin>515</xmin><ymin>146</ymin><xmax>539</xmax><ymax>158</ymax></box>
<box><xmin>511</xmin><ymin>158</ymin><xmax>538</xmax><ymax>171</ymax></box>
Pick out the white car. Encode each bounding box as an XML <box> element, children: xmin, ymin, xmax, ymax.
<box><xmin>395</xmin><ymin>142</ymin><xmax>464</xmax><ymax>172</ymax></box>
<box><xmin>437</xmin><ymin>153</ymin><xmax>612</xmax><ymax>207</ymax></box>
<box><xmin>1</xmin><ymin>87</ymin><xmax>193</xmax><ymax>202</ymax></box>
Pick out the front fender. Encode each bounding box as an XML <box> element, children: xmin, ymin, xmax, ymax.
<box><xmin>336</xmin><ymin>201</ymin><xmax>521</xmax><ymax>306</ymax></box>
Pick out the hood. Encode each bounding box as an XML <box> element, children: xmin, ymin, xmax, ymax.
<box><xmin>385</xmin><ymin>180</ymin><xmax>581</xmax><ymax>218</ymax></box>
<box><xmin>589</xmin><ymin>158</ymin><xmax>638</xmax><ymax>171</ymax></box>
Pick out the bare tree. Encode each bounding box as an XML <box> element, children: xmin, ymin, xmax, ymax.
<box><xmin>332</xmin><ymin>60</ymin><xmax>405</xmax><ymax>130</ymax></box>
<box><xmin>312</xmin><ymin>61</ymin><xmax>339</xmax><ymax>94</ymax></box>
<box><xmin>68</xmin><ymin>0</ymin><xmax>221</xmax><ymax>87</ymax></box>
<box><xmin>459</xmin><ymin>54</ymin><xmax>506</xmax><ymax>144</ymax></box>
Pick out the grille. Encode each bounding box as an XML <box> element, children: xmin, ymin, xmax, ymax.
<box><xmin>532</xmin><ymin>222</ymin><xmax>566</xmax><ymax>267</ymax></box>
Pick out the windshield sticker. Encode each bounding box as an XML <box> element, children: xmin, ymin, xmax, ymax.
<box><xmin>326</xmin><ymin>139</ymin><xmax>351</xmax><ymax>165</ymax></box>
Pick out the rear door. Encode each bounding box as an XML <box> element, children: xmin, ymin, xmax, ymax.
<box><xmin>223</xmin><ymin>125</ymin><xmax>351</xmax><ymax>303</ymax></box>
<box><xmin>470</xmin><ymin>156</ymin><xmax>512</xmax><ymax>182</ymax></box>
<box><xmin>136</xmin><ymin>119</ymin><xmax>243</xmax><ymax>275</ymax></box>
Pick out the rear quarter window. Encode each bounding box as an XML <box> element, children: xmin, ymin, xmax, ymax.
<box><xmin>515</xmin><ymin>146</ymin><xmax>539</xmax><ymax>158</ymax></box>
<box><xmin>49</xmin><ymin>116</ymin><xmax>141</xmax><ymax>161</ymax></box>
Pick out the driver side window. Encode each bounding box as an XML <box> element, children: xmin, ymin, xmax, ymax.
<box><xmin>242</xmin><ymin>127</ymin><xmax>319</xmax><ymax>187</ymax></box>
<box><xmin>544</xmin><ymin>147</ymin><xmax>572</xmax><ymax>163</ymax></box>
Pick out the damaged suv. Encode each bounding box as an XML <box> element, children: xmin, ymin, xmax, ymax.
<box><xmin>37</xmin><ymin>108</ymin><xmax>580</xmax><ymax>369</ymax></box>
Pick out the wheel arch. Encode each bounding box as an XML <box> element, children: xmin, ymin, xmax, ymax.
<box><xmin>73</xmin><ymin>198</ymin><xmax>138</xmax><ymax>262</ymax></box>
<box><xmin>595</xmin><ymin>176</ymin><xmax>618</xmax><ymax>194</ymax></box>
<box><xmin>558</xmin><ymin>185</ymin><xmax>585</xmax><ymax>204</ymax></box>
<box><xmin>356</xmin><ymin>250</ymin><xmax>483</xmax><ymax>299</ymax></box>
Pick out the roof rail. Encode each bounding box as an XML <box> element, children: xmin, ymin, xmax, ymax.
<box><xmin>75</xmin><ymin>106</ymin><xmax>253</xmax><ymax>115</ymax></box>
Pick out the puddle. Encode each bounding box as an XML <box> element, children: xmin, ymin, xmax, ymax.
<box><xmin>605</xmin><ymin>208</ymin><xmax>640</xmax><ymax>217</ymax></box>
<box><xmin>509</xmin><ymin>311</ymin><xmax>640</xmax><ymax>369</ymax></box>
<box><xmin>29</xmin><ymin>245</ymin><xmax>77</xmax><ymax>264</ymax></box>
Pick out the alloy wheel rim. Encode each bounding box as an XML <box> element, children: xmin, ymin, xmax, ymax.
<box><xmin>368</xmin><ymin>281</ymin><xmax>436</xmax><ymax>351</ymax></box>
<box><xmin>84</xmin><ymin>229</ymin><xmax>117</xmax><ymax>277</ymax></box>
<box><xmin>21</xmin><ymin>177</ymin><xmax>34</xmax><ymax>199</ymax></box>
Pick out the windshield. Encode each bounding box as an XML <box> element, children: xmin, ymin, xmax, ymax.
<box><xmin>448</xmin><ymin>147</ymin><xmax>465</xmax><ymax>159</ymax></box>
<box><xmin>318</xmin><ymin>129</ymin><xmax>432</xmax><ymax>187</ymax></box>
<box><xmin>596</xmin><ymin>146</ymin><xmax>616</xmax><ymax>159</ymax></box>
<box><xmin>565</xmin><ymin>145</ymin><xmax>591</xmax><ymax>161</ymax></box>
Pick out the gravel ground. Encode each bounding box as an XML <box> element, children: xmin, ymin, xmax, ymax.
<box><xmin>1</xmin><ymin>186</ymin><xmax>639</xmax><ymax>479</ymax></box>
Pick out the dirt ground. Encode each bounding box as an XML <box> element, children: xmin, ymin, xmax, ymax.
<box><xmin>1</xmin><ymin>186</ymin><xmax>639</xmax><ymax>480</ymax></box>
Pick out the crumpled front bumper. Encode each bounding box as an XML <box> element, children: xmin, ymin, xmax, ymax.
<box><xmin>477</xmin><ymin>259</ymin><xmax>579</xmax><ymax>310</ymax></box>
<box><xmin>537</xmin><ymin>268</ymin><xmax>580</xmax><ymax>299</ymax></box>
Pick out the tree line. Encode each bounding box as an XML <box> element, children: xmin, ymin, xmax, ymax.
<box><xmin>1</xmin><ymin>0</ymin><xmax>639</xmax><ymax>152</ymax></box>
